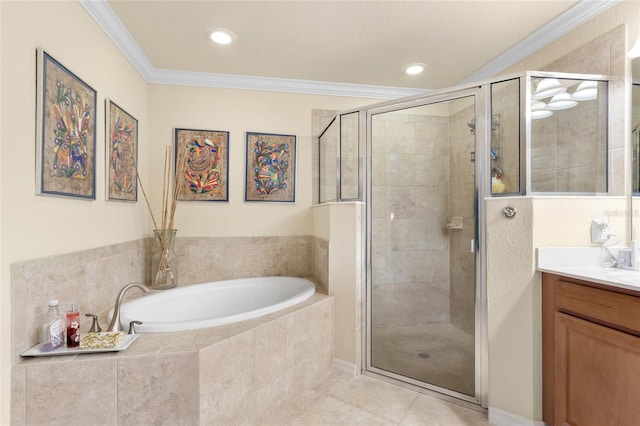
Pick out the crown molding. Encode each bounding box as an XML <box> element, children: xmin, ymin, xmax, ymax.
<box><xmin>81</xmin><ymin>0</ymin><xmax>617</xmax><ymax>98</ymax></box>
<box><xmin>459</xmin><ymin>0</ymin><xmax>620</xmax><ymax>84</ymax></box>
<box><xmin>79</xmin><ymin>0</ymin><xmax>426</xmax><ymax>99</ymax></box>
<box><xmin>149</xmin><ymin>68</ymin><xmax>429</xmax><ymax>99</ymax></box>
<box><xmin>80</xmin><ymin>0</ymin><xmax>155</xmax><ymax>81</ymax></box>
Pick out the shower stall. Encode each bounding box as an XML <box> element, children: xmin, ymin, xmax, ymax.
<box><xmin>317</xmin><ymin>71</ymin><xmax>609</xmax><ymax>408</ymax></box>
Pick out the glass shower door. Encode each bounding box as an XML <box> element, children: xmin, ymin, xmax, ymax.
<box><xmin>367</xmin><ymin>92</ymin><xmax>480</xmax><ymax>402</ymax></box>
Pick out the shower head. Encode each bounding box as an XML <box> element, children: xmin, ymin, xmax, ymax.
<box><xmin>467</xmin><ymin>119</ymin><xmax>476</xmax><ymax>135</ymax></box>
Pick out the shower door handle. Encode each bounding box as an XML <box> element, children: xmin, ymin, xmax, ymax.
<box><xmin>470</xmin><ymin>239</ymin><xmax>475</xmax><ymax>253</ymax></box>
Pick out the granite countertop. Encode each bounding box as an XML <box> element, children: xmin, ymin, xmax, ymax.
<box><xmin>537</xmin><ymin>247</ymin><xmax>640</xmax><ymax>293</ymax></box>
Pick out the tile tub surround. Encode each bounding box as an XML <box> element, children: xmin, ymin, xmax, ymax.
<box><xmin>11</xmin><ymin>235</ymin><xmax>327</xmax><ymax>364</ymax></box>
<box><xmin>11</xmin><ymin>239</ymin><xmax>146</xmax><ymax>365</ymax></box>
<box><xmin>11</xmin><ymin>235</ymin><xmax>330</xmax><ymax>423</ymax></box>
<box><xmin>12</xmin><ymin>293</ymin><xmax>333</xmax><ymax>425</ymax></box>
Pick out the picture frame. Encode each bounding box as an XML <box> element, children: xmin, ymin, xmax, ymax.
<box><xmin>106</xmin><ymin>99</ymin><xmax>138</xmax><ymax>201</ymax></box>
<box><xmin>35</xmin><ymin>48</ymin><xmax>97</xmax><ymax>199</ymax></box>
<box><xmin>245</xmin><ymin>132</ymin><xmax>296</xmax><ymax>202</ymax></box>
<box><xmin>175</xmin><ymin>128</ymin><xmax>229</xmax><ymax>202</ymax></box>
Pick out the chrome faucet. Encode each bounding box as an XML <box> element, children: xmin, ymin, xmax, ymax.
<box><xmin>106</xmin><ymin>282</ymin><xmax>150</xmax><ymax>332</ymax></box>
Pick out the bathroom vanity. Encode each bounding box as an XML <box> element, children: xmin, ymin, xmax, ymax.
<box><xmin>538</xmin><ymin>248</ymin><xmax>640</xmax><ymax>426</ymax></box>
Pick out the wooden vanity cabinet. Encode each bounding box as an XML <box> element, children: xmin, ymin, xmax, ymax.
<box><xmin>542</xmin><ymin>273</ymin><xmax>640</xmax><ymax>426</ymax></box>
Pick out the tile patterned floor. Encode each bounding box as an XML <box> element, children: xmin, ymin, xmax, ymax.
<box><xmin>262</xmin><ymin>369</ymin><xmax>493</xmax><ymax>425</ymax></box>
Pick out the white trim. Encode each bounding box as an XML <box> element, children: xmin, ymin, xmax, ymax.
<box><xmin>460</xmin><ymin>0</ymin><xmax>620</xmax><ymax>84</ymax></box>
<box><xmin>332</xmin><ymin>358</ymin><xmax>357</xmax><ymax>376</ymax></box>
<box><xmin>149</xmin><ymin>68</ymin><xmax>427</xmax><ymax>99</ymax></box>
<box><xmin>488</xmin><ymin>407</ymin><xmax>546</xmax><ymax>426</ymax></box>
<box><xmin>80</xmin><ymin>0</ymin><xmax>154</xmax><ymax>81</ymax></box>
<box><xmin>81</xmin><ymin>0</ymin><xmax>617</xmax><ymax>99</ymax></box>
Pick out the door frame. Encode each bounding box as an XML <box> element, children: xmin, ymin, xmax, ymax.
<box><xmin>361</xmin><ymin>86</ymin><xmax>489</xmax><ymax>408</ymax></box>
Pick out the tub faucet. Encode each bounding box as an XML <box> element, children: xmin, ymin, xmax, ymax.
<box><xmin>106</xmin><ymin>282</ymin><xmax>151</xmax><ymax>332</ymax></box>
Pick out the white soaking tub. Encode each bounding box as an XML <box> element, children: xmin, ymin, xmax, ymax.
<box><xmin>119</xmin><ymin>276</ymin><xmax>316</xmax><ymax>332</ymax></box>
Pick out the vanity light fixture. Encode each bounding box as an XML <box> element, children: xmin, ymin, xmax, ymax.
<box><xmin>571</xmin><ymin>80</ymin><xmax>598</xmax><ymax>101</ymax></box>
<box><xmin>532</xmin><ymin>78</ymin><xmax>566</xmax><ymax>100</ymax></box>
<box><xmin>403</xmin><ymin>63</ymin><xmax>427</xmax><ymax>75</ymax></box>
<box><xmin>531</xmin><ymin>101</ymin><xmax>553</xmax><ymax>119</ymax></box>
<box><xmin>546</xmin><ymin>92</ymin><xmax>578</xmax><ymax>110</ymax></box>
<box><xmin>207</xmin><ymin>28</ymin><xmax>236</xmax><ymax>45</ymax></box>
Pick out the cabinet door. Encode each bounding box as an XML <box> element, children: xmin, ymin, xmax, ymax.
<box><xmin>555</xmin><ymin>312</ymin><xmax>640</xmax><ymax>426</ymax></box>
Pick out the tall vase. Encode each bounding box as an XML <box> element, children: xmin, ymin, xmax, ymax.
<box><xmin>151</xmin><ymin>229</ymin><xmax>178</xmax><ymax>289</ymax></box>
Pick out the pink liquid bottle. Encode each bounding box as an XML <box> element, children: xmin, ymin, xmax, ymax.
<box><xmin>66</xmin><ymin>303</ymin><xmax>80</xmax><ymax>348</ymax></box>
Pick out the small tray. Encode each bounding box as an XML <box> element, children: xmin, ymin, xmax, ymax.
<box><xmin>21</xmin><ymin>334</ymin><xmax>138</xmax><ymax>357</ymax></box>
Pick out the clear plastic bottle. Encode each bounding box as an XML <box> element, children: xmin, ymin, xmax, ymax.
<box><xmin>41</xmin><ymin>299</ymin><xmax>65</xmax><ymax>352</ymax></box>
<box><xmin>66</xmin><ymin>302</ymin><xmax>80</xmax><ymax>348</ymax></box>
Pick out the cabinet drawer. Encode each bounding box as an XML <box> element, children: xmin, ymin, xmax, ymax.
<box><xmin>556</xmin><ymin>279</ymin><xmax>640</xmax><ymax>335</ymax></box>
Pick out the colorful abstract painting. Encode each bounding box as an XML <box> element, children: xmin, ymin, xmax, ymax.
<box><xmin>175</xmin><ymin>128</ymin><xmax>229</xmax><ymax>201</ymax></box>
<box><xmin>245</xmin><ymin>132</ymin><xmax>296</xmax><ymax>202</ymax></box>
<box><xmin>36</xmin><ymin>49</ymin><xmax>96</xmax><ymax>199</ymax></box>
<box><xmin>107</xmin><ymin>100</ymin><xmax>138</xmax><ymax>201</ymax></box>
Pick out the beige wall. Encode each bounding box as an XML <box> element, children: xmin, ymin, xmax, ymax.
<box><xmin>330</xmin><ymin>203</ymin><xmax>361</xmax><ymax>364</ymax></box>
<box><xmin>0</xmin><ymin>2</ymin><xmax>370</xmax><ymax>422</ymax></box>
<box><xmin>1</xmin><ymin>1</ymin><xmax>149</xmax><ymax>421</ymax></box>
<box><xmin>146</xmin><ymin>85</ymin><xmax>365</xmax><ymax>237</ymax></box>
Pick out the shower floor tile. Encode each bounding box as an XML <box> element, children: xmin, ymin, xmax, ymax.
<box><xmin>371</xmin><ymin>322</ymin><xmax>475</xmax><ymax>396</ymax></box>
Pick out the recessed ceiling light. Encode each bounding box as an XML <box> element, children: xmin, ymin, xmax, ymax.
<box><xmin>404</xmin><ymin>63</ymin><xmax>427</xmax><ymax>75</ymax></box>
<box><xmin>207</xmin><ymin>28</ymin><xmax>236</xmax><ymax>45</ymax></box>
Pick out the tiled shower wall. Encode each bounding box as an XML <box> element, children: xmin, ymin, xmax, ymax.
<box><xmin>11</xmin><ymin>235</ymin><xmax>327</xmax><ymax>364</ymax></box>
<box><xmin>370</xmin><ymin>112</ymin><xmax>451</xmax><ymax>328</ymax></box>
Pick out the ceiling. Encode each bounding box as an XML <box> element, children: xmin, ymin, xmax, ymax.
<box><xmin>91</xmin><ymin>1</ymin><xmax>618</xmax><ymax>98</ymax></box>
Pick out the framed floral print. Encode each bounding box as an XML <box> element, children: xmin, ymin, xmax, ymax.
<box><xmin>106</xmin><ymin>99</ymin><xmax>138</xmax><ymax>201</ymax></box>
<box><xmin>175</xmin><ymin>128</ymin><xmax>229</xmax><ymax>201</ymax></box>
<box><xmin>36</xmin><ymin>49</ymin><xmax>97</xmax><ymax>199</ymax></box>
<box><xmin>245</xmin><ymin>132</ymin><xmax>296</xmax><ymax>202</ymax></box>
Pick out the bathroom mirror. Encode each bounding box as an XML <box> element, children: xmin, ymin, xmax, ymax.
<box><xmin>632</xmin><ymin>79</ymin><xmax>640</xmax><ymax>194</ymax></box>
<box><xmin>631</xmin><ymin>56</ymin><xmax>640</xmax><ymax>238</ymax></box>
<box><xmin>530</xmin><ymin>76</ymin><xmax>609</xmax><ymax>194</ymax></box>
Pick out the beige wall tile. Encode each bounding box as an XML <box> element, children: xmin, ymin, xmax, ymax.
<box><xmin>10</xmin><ymin>366</ymin><xmax>25</xmax><ymax>426</ymax></box>
<box><xmin>117</xmin><ymin>352</ymin><xmax>199</xmax><ymax>425</ymax></box>
<box><xmin>25</xmin><ymin>359</ymin><xmax>117</xmax><ymax>425</ymax></box>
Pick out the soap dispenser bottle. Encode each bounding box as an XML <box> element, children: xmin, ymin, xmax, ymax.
<box><xmin>41</xmin><ymin>299</ymin><xmax>65</xmax><ymax>352</ymax></box>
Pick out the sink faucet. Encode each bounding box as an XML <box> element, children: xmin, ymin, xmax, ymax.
<box><xmin>106</xmin><ymin>282</ymin><xmax>151</xmax><ymax>332</ymax></box>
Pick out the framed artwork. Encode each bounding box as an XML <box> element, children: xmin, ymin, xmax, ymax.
<box><xmin>245</xmin><ymin>132</ymin><xmax>296</xmax><ymax>202</ymax></box>
<box><xmin>175</xmin><ymin>128</ymin><xmax>229</xmax><ymax>201</ymax></box>
<box><xmin>106</xmin><ymin>99</ymin><xmax>138</xmax><ymax>201</ymax></box>
<box><xmin>35</xmin><ymin>49</ymin><xmax>97</xmax><ymax>199</ymax></box>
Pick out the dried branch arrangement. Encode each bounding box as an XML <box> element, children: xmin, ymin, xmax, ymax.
<box><xmin>136</xmin><ymin>145</ymin><xmax>187</xmax><ymax>287</ymax></box>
